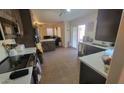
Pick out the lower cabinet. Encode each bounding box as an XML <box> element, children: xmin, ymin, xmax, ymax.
<box><xmin>79</xmin><ymin>43</ymin><xmax>106</xmax><ymax>84</ymax></box>
<box><xmin>79</xmin><ymin>62</ymin><xmax>106</xmax><ymax>84</ymax></box>
<box><xmin>84</xmin><ymin>45</ymin><xmax>105</xmax><ymax>55</ymax></box>
<box><xmin>78</xmin><ymin>44</ymin><xmax>105</xmax><ymax>57</ymax></box>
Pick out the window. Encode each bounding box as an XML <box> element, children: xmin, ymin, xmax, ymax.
<box><xmin>47</xmin><ymin>28</ymin><xmax>53</xmax><ymax>36</ymax></box>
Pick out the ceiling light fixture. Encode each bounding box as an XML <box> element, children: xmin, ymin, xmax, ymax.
<box><xmin>59</xmin><ymin>9</ymin><xmax>71</xmax><ymax>16</ymax></box>
<box><xmin>66</xmin><ymin>9</ymin><xmax>71</xmax><ymax>12</ymax></box>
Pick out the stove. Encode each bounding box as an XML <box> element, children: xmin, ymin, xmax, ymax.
<box><xmin>0</xmin><ymin>54</ymin><xmax>35</xmax><ymax>74</ymax></box>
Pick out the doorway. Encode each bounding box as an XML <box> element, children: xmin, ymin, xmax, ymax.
<box><xmin>72</xmin><ymin>26</ymin><xmax>78</xmax><ymax>49</ymax></box>
<box><xmin>78</xmin><ymin>25</ymin><xmax>86</xmax><ymax>42</ymax></box>
<box><xmin>71</xmin><ymin>25</ymin><xmax>86</xmax><ymax>49</ymax></box>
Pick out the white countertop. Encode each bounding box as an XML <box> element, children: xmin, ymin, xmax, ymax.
<box><xmin>0</xmin><ymin>67</ymin><xmax>33</xmax><ymax>84</ymax></box>
<box><xmin>9</xmin><ymin>47</ymin><xmax>36</xmax><ymax>57</ymax></box>
<box><xmin>79</xmin><ymin>51</ymin><xmax>108</xmax><ymax>78</ymax></box>
<box><xmin>79</xmin><ymin>42</ymin><xmax>113</xmax><ymax>50</ymax></box>
<box><xmin>41</xmin><ymin>39</ymin><xmax>55</xmax><ymax>42</ymax></box>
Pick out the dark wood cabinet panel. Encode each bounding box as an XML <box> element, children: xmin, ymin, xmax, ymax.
<box><xmin>16</xmin><ymin>10</ymin><xmax>35</xmax><ymax>47</ymax></box>
<box><xmin>41</xmin><ymin>41</ymin><xmax>56</xmax><ymax>52</ymax></box>
<box><xmin>95</xmin><ymin>9</ymin><xmax>122</xmax><ymax>42</ymax></box>
<box><xmin>80</xmin><ymin>62</ymin><xmax>106</xmax><ymax>84</ymax></box>
<box><xmin>83</xmin><ymin>45</ymin><xmax>105</xmax><ymax>56</ymax></box>
<box><xmin>79</xmin><ymin>45</ymin><xmax>106</xmax><ymax>84</ymax></box>
<box><xmin>11</xmin><ymin>10</ymin><xmax>24</xmax><ymax>36</ymax></box>
<box><xmin>0</xmin><ymin>9</ymin><xmax>15</xmax><ymax>22</ymax></box>
<box><xmin>78</xmin><ymin>44</ymin><xmax>105</xmax><ymax>57</ymax></box>
<box><xmin>0</xmin><ymin>9</ymin><xmax>24</xmax><ymax>39</ymax></box>
<box><xmin>0</xmin><ymin>9</ymin><xmax>35</xmax><ymax>47</ymax></box>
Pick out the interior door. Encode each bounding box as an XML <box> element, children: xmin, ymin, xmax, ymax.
<box><xmin>72</xmin><ymin>26</ymin><xmax>78</xmax><ymax>49</ymax></box>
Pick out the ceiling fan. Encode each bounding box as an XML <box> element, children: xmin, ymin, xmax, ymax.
<box><xmin>59</xmin><ymin>9</ymin><xmax>71</xmax><ymax>16</ymax></box>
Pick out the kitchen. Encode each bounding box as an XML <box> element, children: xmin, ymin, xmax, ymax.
<box><xmin>77</xmin><ymin>9</ymin><xmax>123</xmax><ymax>83</ymax></box>
<box><xmin>0</xmin><ymin>0</ymin><xmax>124</xmax><ymax>93</ymax></box>
<box><xmin>0</xmin><ymin>10</ymin><xmax>43</xmax><ymax>84</ymax></box>
<box><xmin>0</xmin><ymin>9</ymin><xmax>124</xmax><ymax>84</ymax></box>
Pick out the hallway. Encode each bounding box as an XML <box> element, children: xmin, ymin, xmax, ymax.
<box><xmin>40</xmin><ymin>48</ymin><xmax>80</xmax><ymax>84</ymax></box>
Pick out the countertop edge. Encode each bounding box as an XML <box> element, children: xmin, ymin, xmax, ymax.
<box><xmin>79</xmin><ymin>52</ymin><xmax>107</xmax><ymax>79</ymax></box>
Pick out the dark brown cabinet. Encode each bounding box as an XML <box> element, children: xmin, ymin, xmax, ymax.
<box><xmin>16</xmin><ymin>10</ymin><xmax>35</xmax><ymax>47</ymax></box>
<box><xmin>0</xmin><ymin>10</ymin><xmax>23</xmax><ymax>40</ymax></box>
<box><xmin>0</xmin><ymin>9</ymin><xmax>15</xmax><ymax>22</ymax></box>
<box><xmin>12</xmin><ymin>10</ymin><xmax>24</xmax><ymax>36</ymax></box>
<box><xmin>95</xmin><ymin>9</ymin><xmax>122</xmax><ymax>42</ymax></box>
<box><xmin>79</xmin><ymin>44</ymin><xmax>105</xmax><ymax>84</ymax></box>
<box><xmin>83</xmin><ymin>45</ymin><xmax>105</xmax><ymax>55</ymax></box>
<box><xmin>78</xmin><ymin>44</ymin><xmax>105</xmax><ymax>57</ymax></box>
<box><xmin>80</xmin><ymin>62</ymin><xmax>106</xmax><ymax>84</ymax></box>
<box><xmin>0</xmin><ymin>10</ymin><xmax>35</xmax><ymax>47</ymax></box>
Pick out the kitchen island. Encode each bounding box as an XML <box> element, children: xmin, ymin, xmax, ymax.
<box><xmin>41</xmin><ymin>39</ymin><xmax>56</xmax><ymax>52</ymax></box>
<box><xmin>78</xmin><ymin>42</ymin><xmax>113</xmax><ymax>84</ymax></box>
<box><xmin>79</xmin><ymin>52</ymin><xmax>107</xmax><ymax>84</ymax></box>
<box><xmin>79</xmin><ymin>51</ymin><xmax>108</xmax><ymax>78</ymax></box>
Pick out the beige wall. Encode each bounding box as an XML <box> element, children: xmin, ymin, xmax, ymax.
<box><xmin>69</xmin><ymin>10</ymin><xmax>98</xmax><ymax>41</ymax></box>
<box><xmin>69</xmin><ymin>10</ymin><xmax>98</xmax><ymax>47</ymax></box>
<box><xmin>36</xmin><ymin>22</ymin><xmax>65</xmax><ymax>47</ymax></box>
<box><xmin>64</xmin><ymin>22</ymin><xmax>71</xmax><ymax>48</ymax></box>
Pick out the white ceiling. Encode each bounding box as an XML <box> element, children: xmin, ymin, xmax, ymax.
<box><xmin>31</xmin><ymin>9</ymin><xmax>97</xmax><ymax>23</ymax></box>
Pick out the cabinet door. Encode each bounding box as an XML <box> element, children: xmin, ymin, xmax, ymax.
<box><xmin>12</xmin><ymin>10</ymin><xmax>24</xmax><ymax>36</ymax></box>
<box><xmin>84</xmin><ymin>45</ymin><xmax>105</xmax><ymax>55</ymax></box>
<box><xmin>0</xmin><ymin>10</ymin><xmax>14</xmax><ymax>22</ymax></box>
<box><xmin>18</xmin><ymin>10</ymin><xmax>35</xmax><ymax>47</ymax></box>
<box><xmin>80</xmin><ymin>62</ymin><xmax>106</xmax><ymax>84</ymax></box>
<box><xmin>95</xmin><ymin>9</ymin><xmax>122</xmax><ymax>42</ymax></box>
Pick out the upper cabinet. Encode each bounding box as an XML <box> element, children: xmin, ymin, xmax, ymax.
<box><xmin>0</xmin><ymin>9</ymin><xmax>24</xmax><ymax>40</ymax></box>
<box><xmin>16</xmin><ymin>10</ymin><xmax>35</xmax><ymax>47</ymax></box>
<box><xmin>95</xmin><ymin>9</ymin><xmax>123</xmax><ymax>42</ymax></box>
<box><xmin>0</xmin><ymin>9</ymin><xmax>16</xmax><ymax>22</ymax></box>
<box><xmin>11</xmin><ymin>10</ymin><xmax>24</xmax><ymax>36</ymax></box>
